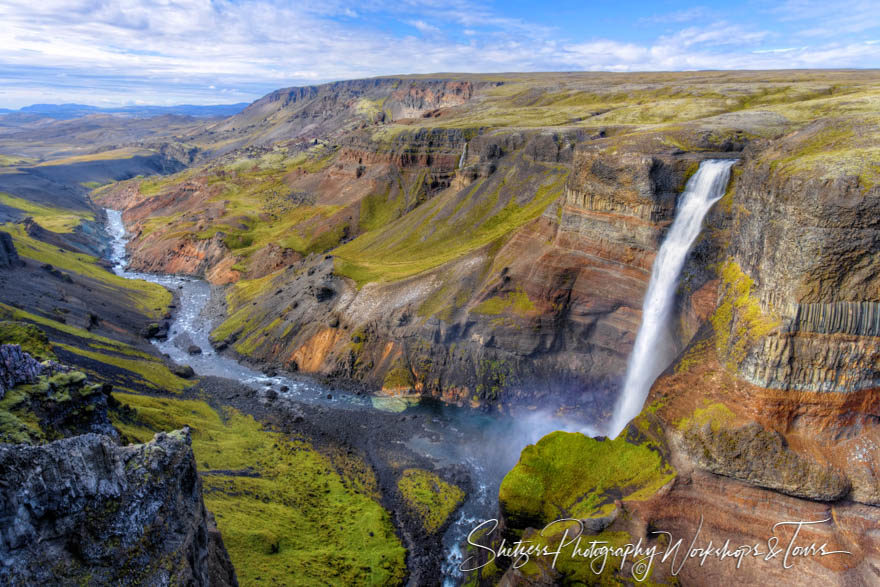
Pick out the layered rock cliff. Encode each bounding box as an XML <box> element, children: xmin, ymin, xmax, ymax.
<box><xmin>100</xmin><ymin>110</ymin><xmax>741</xmax><ymax>412</ymax></box>
<box><xmin>489</xmin><ymin>102</ymin><xmax>880</xmax><ymax>586</ymax></box>
<box><xmin>76</xmin><ymin>70</ymin><xmax>880</xmax><ymax>585</ymax></box>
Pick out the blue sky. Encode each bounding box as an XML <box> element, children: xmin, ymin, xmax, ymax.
<box><xmin>0</xmin><ymin>0</ymin><xmax>878</xmax><ymax>108</ymax></box>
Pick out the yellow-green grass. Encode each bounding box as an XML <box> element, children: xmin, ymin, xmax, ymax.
<box><xmin>0</xmin><ymin>192</ymin><xmax>94</xmax><ymax>232</ymax></box>
<box><xmin>472</xmin><ymin>287</ymin><xmax>536</xmax><ymax>317</ymax></box>
<box><xmin>710</xmin><ymin>259</ymin><xmax>780</xmax><ymax>370</ymax></box>
<box><xmin>56</xmin><ymin>343</ymin><xmax>190</xmax><ymax>393</ymax></box>
<box><xmin>397</xmin><ymin>468</ymin><xmax>464</xmax><ymax>533</ymax></box>
<box><xmin>0</xmin><ymin>304</ymin><xmax>187</xmax><ymax>393</ymax></box>
<box><xmin>33</xmin><ymin>147</ymin><xmax>147</xmax><ymax>167</ymax></box>
<box><xmin>133</xmin><ymin>147</ymin><xmax>345</xmax><ymax>269</ymax></box>
<box><xmin>675</xmin><ymin>401</ymin><xmax>737</xmax><ymax>433</ymax></box>
<box><xmin>2</xmin><ymin>223</ymin><xmax>170</xmax><ymax>319</ymax></box>
<box><xmin>113</xmin><ymin>393</ymin><xmax>407</xmax><ymax>586</ymax></box>
<box><xmin>764</xmin><ymin>115</ymin><xmax>880</xmax><ymax>189</ymax></box>
<box><xmin>0</xmin><ymin>320</ymin><xmax>54</xmax><ymax>359</ymax></box>
<box><xmin>209</xmin><ymin>271</ymin><xmax>279</xmax><ymax>349</ymax></box>
<box><xmin>0</xmin><ymin>154</ymin><xmax>36</xmax><ymax>167</ymax></box>
<box><xmin>334</xmin><ymin>161</ymin><xmax>568</xmax><ymax>286</ymax></box>
<box><xmin>499</xmin><ymin>431</ymin><xmax>675</xmax><ymax>527</ymax></box>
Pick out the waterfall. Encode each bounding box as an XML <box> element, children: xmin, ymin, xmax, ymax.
<box><xmin>608</xmin><ymin>159</ymin><xmax>735</xmax><ymax>438</ymax></box>
<box><xmin>458</xmin><ymin>141</ymin><xmax>468</xmax><ymax>169</ymax></box>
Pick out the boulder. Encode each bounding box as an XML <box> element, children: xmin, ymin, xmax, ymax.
<box><xmin>171</xmin><ymin>364</ymin><xmax>196</xmax><ymax>378</ymax></box>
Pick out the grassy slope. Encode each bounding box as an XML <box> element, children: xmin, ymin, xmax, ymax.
<box><xmin>334</xmin><ymin>155</ymin><xmax>568</xmax><ymax>285</ymax></box>
<box><xmin>0</xmin><ymin>222</ymin><xmax>170</xmax><ymax>319</ymax></box>
<box><xmin>0</xmin><ymin>192</ymin><xmax>94</xmax><ymax>231</ymax></box>
<box><xmin>0</xmin><ymin>305</ymin><xmax>188</xmax><ymax>393</ymax></box>
<box><xmin>114</xmin><ymin>393</ymin><xmax>406</xmax><ymax>586</ymax></box>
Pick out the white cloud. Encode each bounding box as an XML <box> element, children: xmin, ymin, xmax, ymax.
<box><xmin>407</xmin><ymin>19</ymin><xmax>441</xmax><ymax>34</ymax></box>
<box><xmin>0</xmin><ymin>0</ymin><xmax>877</xmax><ymax>107</ymax></box>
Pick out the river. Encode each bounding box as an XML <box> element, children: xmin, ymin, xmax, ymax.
<box><xmin>103</xmin><ymin>208</ymin><xmax>597</xmax><ymax>585</ymax></box>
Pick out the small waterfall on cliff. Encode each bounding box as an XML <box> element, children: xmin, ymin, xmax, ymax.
<box><xmin>608</xmin><ymin>159</ymin><xmax>734</xmax><ymax>438</ymax></box>
<box><xmin>458</xmin><ymin>141</ymin><xmax>468</xmax><ymax>169</ymax></box>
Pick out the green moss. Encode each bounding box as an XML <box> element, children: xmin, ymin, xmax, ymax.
<box><xmin>0</xmin><ymin>321</ymin><xmax>54</xmax><ymax>359</ymax></box>
<box><xmin>113</xmin><ymin>393</ymin><xmax>406</xmax><ymax>586</ymax></box>
<box><xmin>472</xmin><ymin>287</ymin><xmax>536</xmax><ymax>317</ymax></box>
<box><xmin>382</xmin><ymin>361</ymin><xmax>414</xmax><ymax>390</ymax></box>
<box><xmin>334</xmin><ymin>159</ymin><xmax>568</xmax><ymax>286</ymax></box>
<box><xmin>397</xmin><ymin>468</ymin><xmax>464</xmax><ymax>533</ymax></box>
<box><xmin>675</xmin><ymin>401</ymin><xmax>736</xmax><ymax>433</ymax></box>
<box><xmin>359</xmin><ymin>185</ymin><xmax>405</xmax><ymax>233</ymax></box>
<box><xmin>499</xmin><ymin>431</ymin><xmax>675</xmax><ymax>528</ymax></box>
<box><xmin>673</xmin><ymin>338</ymin><xmax>710</xmax><ymax>375</ymax></box>
<box><xmin>0</xmin><ymin>384</ymin><xmax>44</xmax><ymax>444</ymax></box>
<box><xmin>710</xmin><ymin>260</ymin><xmax>779</xmax><ymax>370</ymax></box>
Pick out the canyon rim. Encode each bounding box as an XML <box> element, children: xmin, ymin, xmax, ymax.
<box><xmin>1</xmin><ymin>2</ymin><xmax>879</xmax><ymax>586</ymax></box>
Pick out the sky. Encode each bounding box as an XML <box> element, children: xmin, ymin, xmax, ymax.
<box><xmin>0</xmin><ymin>0</ymin><xmax>878</xmax><ymax>108</ymax></box>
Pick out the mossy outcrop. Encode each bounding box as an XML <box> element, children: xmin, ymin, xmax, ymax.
<box><xmin>397</xmin><ymin>468</ymin><xmax>465</xmax><ymax>534</ymax></box>
<box><xmin>499</xmin><ymin>427</ymin><xmax>675</xmax><ymax>532</ymax></box>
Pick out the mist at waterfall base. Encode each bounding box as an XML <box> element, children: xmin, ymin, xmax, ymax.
<box><xmin>104</xmin><ymin>208</ymin><xmax>599</xmax><ymax>584</ymax></box>
<box><xmin>608</xmin><ymin>159</ymin><xmax>735</xmax><ymax>439</ymax></box>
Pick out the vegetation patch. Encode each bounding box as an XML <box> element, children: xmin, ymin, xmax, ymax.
<box><xmin>499</xmin><ymin>431</ymin><xmax>675</xmax><ymax>528</ymax></box>
<box><xmin>56</xmin><ymin>343</ymin><xmax>190</xmax><ymax>393</ymax></box>
<box><xmin>334</xmin><ymin>158</ymin><xmax>568</xmax><ymax>286</ymax></box>
<box><xmin>397</xmin><ymin>468</ymin><xmax>464</xmax><ymax>533</ymax></box>
<box><xmin>0</xmin><ymin>193</ymin><xmax>94</xmax><ymax>232</ymax></box>
<box><xmin>675</xmin><ymin>401</ymin><xmax>737</xmax><ymax>433</ymax></box>
<box><xmin>472</xmin><ymin>287</ymin><xmax>536</xmax><ymax>317</ymax></box>
<box><xmin>113</xmin><ymin>393</ymin><xmax>406</xmax><ymax>586</ymax></box>
<box><xmin>0</xmin><ymin>320</ymin><xmax>54</xmax><ymax>359</ymax></box>
<box><xmin>382</xmin><ymin>360</ymin><xmax>414</xmax><ymax>391</ymax></box>
<box><xmin>710</xmin><ymin>259</ymin><xmax>779</xmax><ymax>370</ymax></box>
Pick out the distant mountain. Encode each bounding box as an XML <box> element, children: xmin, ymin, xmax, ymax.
<box><xmin>0</xmin><ymin>103</ymin><xmax>249</xmax><ymax>120</ymax></box>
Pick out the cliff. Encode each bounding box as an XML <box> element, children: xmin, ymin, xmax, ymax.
<box><xmin>0</xmin><ymin>428</ymin><xmax>237</xmax><ymax>585</ymax></box>
<box><xmin>490</xmin><ymin>102</ymin><xmax>880</xmax><ymax>585</ymax></box>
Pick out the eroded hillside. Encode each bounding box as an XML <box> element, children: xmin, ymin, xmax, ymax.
<box><xmin>97</xmin><ymin>70</ymin><xmax>880</xmax><ymax>416</ymax></box>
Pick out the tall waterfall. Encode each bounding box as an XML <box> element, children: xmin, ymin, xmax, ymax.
<box><xmin>608</xmin><ymin>159</ymin><xmax>735</xmax><ymax>438</ymax></box>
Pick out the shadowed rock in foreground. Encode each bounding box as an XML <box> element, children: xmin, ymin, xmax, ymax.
<box><xmin>0</xmin><ymin>428</ymin><xmax>237</xmax><ymax>586</ymax></box>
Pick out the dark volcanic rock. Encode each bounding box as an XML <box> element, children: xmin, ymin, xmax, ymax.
<box><xmin>0</xmin><ymin>344</ymin><xmax>42</xmax><ymax>399</ymax></box>
<box><xmin>0</xmin><ymin>428</ymin><xmax>237</xmax><ymax>586</ymax></box>
<box><xmin>188</xmin><ymin>344</ymin><xmax>203</xmax><ymax>355</ymax></box>
<box><xmin>171</xmin><ymin>363</ymin><xmax>196</xmax><ymax>378</ymax></box>
<box><xmin>0</xmin><ymin>231</ymin><xmax>22</xmax><ymax>269</ymax></box>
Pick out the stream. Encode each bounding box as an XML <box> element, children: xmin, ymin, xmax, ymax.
<box><xmin>104</xmin><ymin>208</ymin><xmax>597</xmax><ymax>584</ymax></box>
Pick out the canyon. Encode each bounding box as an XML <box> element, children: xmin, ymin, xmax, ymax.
<box><xmin>0</xmin><ymin>70</ymin><xmax>878</xmax><ymax>585</ymax></box>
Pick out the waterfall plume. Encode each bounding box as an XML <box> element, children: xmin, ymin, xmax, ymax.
<box><xmin>608</xmin><ymin>159</ymin><xmax>735</xmax><ymax>438</ymax></box>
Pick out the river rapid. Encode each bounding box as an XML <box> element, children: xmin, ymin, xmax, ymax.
<box><xmin>104</xmin><ymin>208</ymin><xmax>597</xmax><ymax>585</ymax></box>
